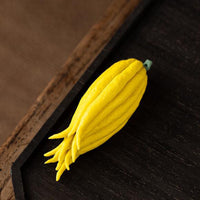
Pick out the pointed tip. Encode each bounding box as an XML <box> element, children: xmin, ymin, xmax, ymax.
<box><xmin>56</xmin><ymin>164</ymin><xmax>66</xmax><ymax>181</ymax></box>
<box><xmin>48</xmin><ymin>135</ymin><xmax>58</xmax><ymax>139</ymax></box>
<box><xmin>75</xmin><ymin>132</ymin><xmax>81</xmax><ymax>150</ymax></box>
<box><xmin>72</xmin><ymin>152</ymin><xmax>78</xmax><ymax>163</ymax></box>
<box><xmin>55</xmin><ymin>162</ymin><xmax>60</xmax><ymax>170</ymax></box>
<box><xmin>55</xmin><ymin>165</ymin><xmax>59</xmax><ymax>171</ymax></box>
<box><xmin>77</xmin><ymin>138</ymin><xmax>80</xmax><ymax>151</ymax></box>
<box><xmin>49</xmin><ymin>129</ymin><xmax>68</xmax><ymax>139</ymax></box>
<box><xmin>44</xmin><ymin>152</ymin><xmax>51</xmax><ymax>157</ymax></box>
<box><xmin>71</xmin><ymin>145</ymin><xmax>76</xmax><ymax>163</ymax></box>
<box><xmin>72</xmin><ymin>155</ymin><xmax>75</xmax><ymax>163</ymax></box>
<box><xmin>56</xmin><ymin>174</ymin><xmax>60</xmax><ymax>182</ymax></box>
<box><xmin>44</xmin><ymin>158</ymin><xmax>56</xmax><ymax>164</ymax></box>
<box><xmin>44</xmin><ymin>160</ymin><xmax>50</xmax><ymax>164</ymax></box>
<box><xmin>66</xmin><ymin>164</ymin><xmax>70</xmax><ymax>171</ymax></box>
<box><xmin>56</xmin><ymin>172</ymin><xmax>61</xmax><ymax>181</ymax></box>
<box><xmin>72</xmin><ymin>148</ymin><xmax>78</xmax><ymax>163</ymax></box>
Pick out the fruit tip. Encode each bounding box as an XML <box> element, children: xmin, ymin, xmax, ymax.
<box><xmin>44</xmin><ymin>152</ymin><xmax>51</xmax><ymax>157</ymax></box>
<box><xmin>56</xmin><ymin>175</ymin><xmax>60</xmax><ymax>182</ymax></box>
<box><xmin>44</xmin><ymin>160</ymin><xmax>49</xmax><ymax>164</ymax></box>
<box><xmin>66</xmin><ymin>165</ymin><xmax>70</xmax><ymax>171</ymax></box>
<box><xmin>48</xmin><ymin>135</ymin><xmax>55</xmax><ymax>139</ymax></box>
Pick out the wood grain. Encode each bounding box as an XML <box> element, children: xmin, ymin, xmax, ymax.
<box><xmin>0</xmin><ymin>0</ymin><xmax>111</xmax><ymax>146</ymax></box>
<box><xmin>0</xmin><ymin>0</ymin><xmax>141</xmax><ymax>199</ymax></box>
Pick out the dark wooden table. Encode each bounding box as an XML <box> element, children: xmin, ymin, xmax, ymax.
<box><xmin>1</xmin><ymin>0</ymin><xmax>200</xmax><ymax>199</ymax></box>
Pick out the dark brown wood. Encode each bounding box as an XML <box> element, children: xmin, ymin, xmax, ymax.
<box><xmin>12</xmin><ymin>0</ymin><xmax>200</xmax><ymax>199</ymax></box>
<box><xmin>0</xmin><ymin>0</ymin><xmax>141</xmax><ymax>199</ymax></box>
<box><xmin>0</xmin><ymin>0</ymin><xmax>111</xmax><ymax>147</ymax></box>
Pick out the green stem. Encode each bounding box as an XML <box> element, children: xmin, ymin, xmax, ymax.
<box><xmin>143</xmin><ymin>59</ymin><xmax>152</xmax><ymax>71</ymax></box>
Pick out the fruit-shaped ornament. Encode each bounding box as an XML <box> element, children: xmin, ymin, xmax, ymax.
<box><xmin>44</xmin><ymin>58</ymin><xmax>152</xmax><ymax>181</ymax></box>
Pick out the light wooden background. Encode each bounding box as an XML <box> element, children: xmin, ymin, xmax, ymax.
<box><xmin>0</xmin><ymin>0</ymin><xmax>111</xmax><ymax>146</ymax></box>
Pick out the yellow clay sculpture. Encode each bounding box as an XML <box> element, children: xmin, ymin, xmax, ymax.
<box><xmin>44</xmin><ymin>58</ymin><xmax>152</xmax><ymax>181</ymax></box>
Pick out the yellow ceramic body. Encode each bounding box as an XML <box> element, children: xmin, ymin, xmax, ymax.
<box><xmin>44</xmin><ymin>58</ymin><xmax>149</xmax><ymax>181</ymax></box>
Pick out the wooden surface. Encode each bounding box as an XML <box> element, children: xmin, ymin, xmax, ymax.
<box><xmin>12</xmin><ymin>0</ymin><xmax>200</xmax><ymax>199</ymax></box>
<box><xmin>0</xmin><ymin>0</ymin><xmax>111</xmax><ymax>146</ymax></box>
<box><xmin>0</xmin><ymin>0</ymin><xmax>141</xmax><ymax>199</ymax></box>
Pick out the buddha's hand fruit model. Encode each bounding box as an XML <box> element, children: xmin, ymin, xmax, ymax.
<box><xmin>44</xmin><ymin>58</ymin><xmax>152</xmax><ymax>181</ymax></box>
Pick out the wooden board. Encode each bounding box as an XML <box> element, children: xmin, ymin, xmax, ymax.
<box><xmin>0</xmin><ymin>0</ymin><xmax>111</xmax><ymax>147</ymax></box>
<box><xmin>9</xmin><ymin>0</ymin><xmax>200</xmax><ymax>199</ymax></box>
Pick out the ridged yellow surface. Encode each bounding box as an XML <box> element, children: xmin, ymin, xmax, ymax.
<box><xmin>44</xmin><ymin>58</ymin><xmax>150</xmax><ymax>181</ymax></box>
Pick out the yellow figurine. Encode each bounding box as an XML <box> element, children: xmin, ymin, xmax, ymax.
<box><xmin>44</xmin><ymin>58</ymin><xmax>152</xmax><ymax>181</ymax></box>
